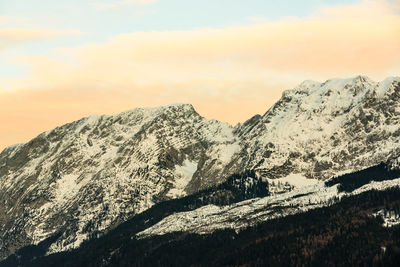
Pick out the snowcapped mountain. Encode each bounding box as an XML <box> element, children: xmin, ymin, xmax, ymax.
<box><xmin>0</xmin><ymin>75</ymin><xmax>399</xmax><ymax>260</ymax></box>
<box><xmin>231</xmin><ymin>76</ymin><xmax>400</xmax><ymax>180</ymax></box>
<box><xmin>0</xmin><ymin>104</ymin><xmax>238</xmax><ymax>257</ymax></box>
<box><xmin>138</xmin><ymin>160</ymin><xmax>400</xmax><ymax>239</ymax></box>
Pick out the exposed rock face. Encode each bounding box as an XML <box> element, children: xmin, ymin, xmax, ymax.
<box><xmin>0</xmin><ymin>104</ymin><xmax>238</xmax><ymax>258</ymax></box>
<box><xmin>1</xmin><ymin>76</ymin><xmax>400</xmax><ymax>259</ymax></box>
<box><xmin>230</xmin><ymin>76</ymin><xmax>400</xmax><ymax>180</ymax></box>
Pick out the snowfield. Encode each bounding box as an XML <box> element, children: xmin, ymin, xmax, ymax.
<box><xmin>137</xmin><ymin>177</ymin><xmax>400</xmax><ymax>238</ymax></box>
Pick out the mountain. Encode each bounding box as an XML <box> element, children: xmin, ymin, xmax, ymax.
<box><xmin>138</xmin><ymin>158</ymin><xmax>400</xmax><ymax>239</ymax></box>
<box><xmin>0</xmin><ymin>104</ymin><xmax>238</xmax><ymax>258</ymax></box>
<box><xmin>1</xmin><ymin>75</ymin><xmax>400</xmax><ymax>263</ymax></box>
<box><xmin>231</xmin><ymin>76</ymin><xmax>400</xmax><ymax>180</ymax></box>
<box><xmin>2</xmin><ymin>161</ymin><xmax>400</xmax><ymax>266</ymax></box>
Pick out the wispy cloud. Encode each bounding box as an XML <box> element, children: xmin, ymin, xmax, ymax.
<box><xmin>0</xmin><ymin>28</ymin><xmax>81</xmax><ymax>42</ymax></box>
<box><xmin>91</xmin><ymin>0</ymin><xmax>156</xmax><ymax>10</ymax></box>
<box><xmin>11</xmin><ymin>0</ymin><xmax>399</xmax><ymax>88</ymax></box>
<box><xmin>318</xmin><ymin>0</ymin><xmax>400</xmax><ymax>18</ymax></box>
<box><xmin>247</xmin><ymin>16</ymin><xmax>270</xmax><ymax>24</ymax></box>
<box><xmin>0</xmin><ymin>28</ymin><xmax>82</xmax><ymax>50</ymax></box>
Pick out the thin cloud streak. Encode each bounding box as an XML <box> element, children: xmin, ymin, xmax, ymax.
<box><xmin>91</xmin><ymin>0</ymin><xmax>157</xmax><ymax>9</ymax></box>
<box><xmin>0</xmin><ymin>28</ymin><xmax>82</xmax><ymax>50</ymax></box>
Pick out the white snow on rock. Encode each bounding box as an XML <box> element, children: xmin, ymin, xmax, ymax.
<box><xmin>374</xmin><ymin>209</ymin><xmax>400</xmax><ymax>228</ymax></box>
<box><xmin>167</xmin><ymin>159</ymin><xmax>198</xmax><ymax>198</ymax></box>
<box><xmin>1</xmin><ymin>76</ymin><xmax>400</xmax><ymax>258</ymax></box>
<box><xmin>137</xmin><ymin>178</ymin><xmax>400</xmax><ymax>238</ymax></box>
<box><xmin>377</xmin><ymin>76</ymin><xmax>400</xmax><ymax>98</ymax></box>
<box><xmin>233</xmin><ymin>75</ymin><xmax>400</xmax><ymax>181</ymax></box>
<box><xmin>0</xmin><ymin>103</ymin><xmax>239</xmax><ymax>256</ymax></box>
<box><xmin>266</xmin><ymin>174</ymin><xmax>320</xmax><ymax>195</ymax></box>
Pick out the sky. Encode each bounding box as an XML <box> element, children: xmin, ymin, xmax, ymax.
<box><xmin>0</xmin><ymin>0</ymin><xmax>399</xmax><ymax>151</ymax></box>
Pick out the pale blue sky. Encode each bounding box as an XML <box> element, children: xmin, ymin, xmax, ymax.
<box><xmin>2</xmin><ymin>1</ymin><xmax>361</xmax><ymax>32</ymax></box>
<box><xmin>0</xmin><ymin>0</ymin><xmax>361</xmax><ymax>79</ymax></box>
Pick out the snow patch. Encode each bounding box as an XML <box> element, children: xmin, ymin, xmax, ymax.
<box><xmin>137</xmin><ymin>178</ymin><xmax>400</xmax><ymax>238</ymax></box>
<box><xmin>214</xmin><ymin>143</ymin><xmax>240</xmax><ymax>164</ymax></box>
<box><xmin>75</xmin><ymin>115</ymin><xmax>101</xmax><ymax>134</ymax></box>
<box><xmin>374</xmin><ymin>209</ymin><xmax>400</xmax><ymax>227</ymax></box>
<box><xmin>377</xmin><ymin>76</ymin><xmax>399</xmax><ymax>98</ymax></box>
<box><xmin>268</xmin><ymin>173</ymin><xmax>319</xmax><ymax>188</ymax></box>
<box><xmin>167</xmin><ymin>159</ymin><xmax>198</xmax><ymax>198</ymax></box>
<box><xmin>54</xmin><ymin>174</ymin><xmax>83</xmax><ymax>204</ymax></box>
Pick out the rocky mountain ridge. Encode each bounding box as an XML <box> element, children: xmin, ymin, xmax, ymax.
<box><xmin>0</xmin><ymin>104</ymin><xmax>238</xmax><ymax>257</ymax></box>
<box><xmin>231</xmin><ymin>76</ymin><xmax>400</xmax><ymax>180</ymax></box>
<box><xmin>0</xmin><ymin>75</ymin><xmax>399</xmax><ymax>259</ymax></box>
<box><xmin>3</xmin><ymin>160</ymin><xmax>400</xmax><ymax>267</ymax></box>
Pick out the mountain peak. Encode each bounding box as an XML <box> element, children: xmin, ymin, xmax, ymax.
<box><xmin>294</xmin><ymin>80</ymin><xmax>322</xmax><ymax>92</ymax></box>
<box><xmin>284</xmin><ymin>76</ymin><xmax>375</xmax><ymax>98</ymax></box>
<box><xmin>2</xmin><ymin>76</ymin><xmax>400</xmax><ymax>261</ymax></box>
<box><xmin>377</xmin><ymin>76</ymin><xmax>400</xmax><ymax>98</ymax></box>
<box><xmin>121</xmin><ymin>103</ymin><xmax>198</xmax><ymax>119</ymax></box>
<box><xmin>323</xmin><ymin>75</ymin><xmax>373</xmax><ymax>88</ymax></box>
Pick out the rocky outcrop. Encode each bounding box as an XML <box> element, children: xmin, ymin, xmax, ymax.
<box><xmin>230</xmin><ymin>76</ymin><xmax>400</xmax><ymax>180</ymax></box>
<box><xmin>0</xmin><ymin>104</ymin><xmax>238</xmax><ymax>258</ymax></box>
<box><xmin>1</xmin><ymin>76</ymin><xmax>400</xmax><ymax>259</ymax></box>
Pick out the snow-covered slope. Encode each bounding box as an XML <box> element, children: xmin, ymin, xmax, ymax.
<box><xmin>229</xmin><ymin>76</ymin><xmax>400</xmax><ymax>180</ymax></box>
<box><xmin>1</xmin><ymin>75</ymin><xmax>400</xmax><ymax>259</ymax></box>
<box><xmin>0</xmin><ymin>104</ymin><xmax>238</xmax><ymax>257</ymax></box>
<box><xmin>138</xmin><ymin>174</ymin><xmax>400</xmax><ymax>238</ymax></box>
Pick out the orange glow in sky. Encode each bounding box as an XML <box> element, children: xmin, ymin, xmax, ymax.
<box><xmin>0</xmin><ymin>0</ymin><xmax>399</xmax><ymax>151</ymax></box>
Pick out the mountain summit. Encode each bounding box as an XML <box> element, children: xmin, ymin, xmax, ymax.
<box><xmin>0</xmin><ymin>76</ymin><xmax>399</xmax><ymax>260</ymax></box>
<box><xmin>231</xmin><ymin>75</ymin><xmax>400</xmax><ymax>180</ymax></box>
